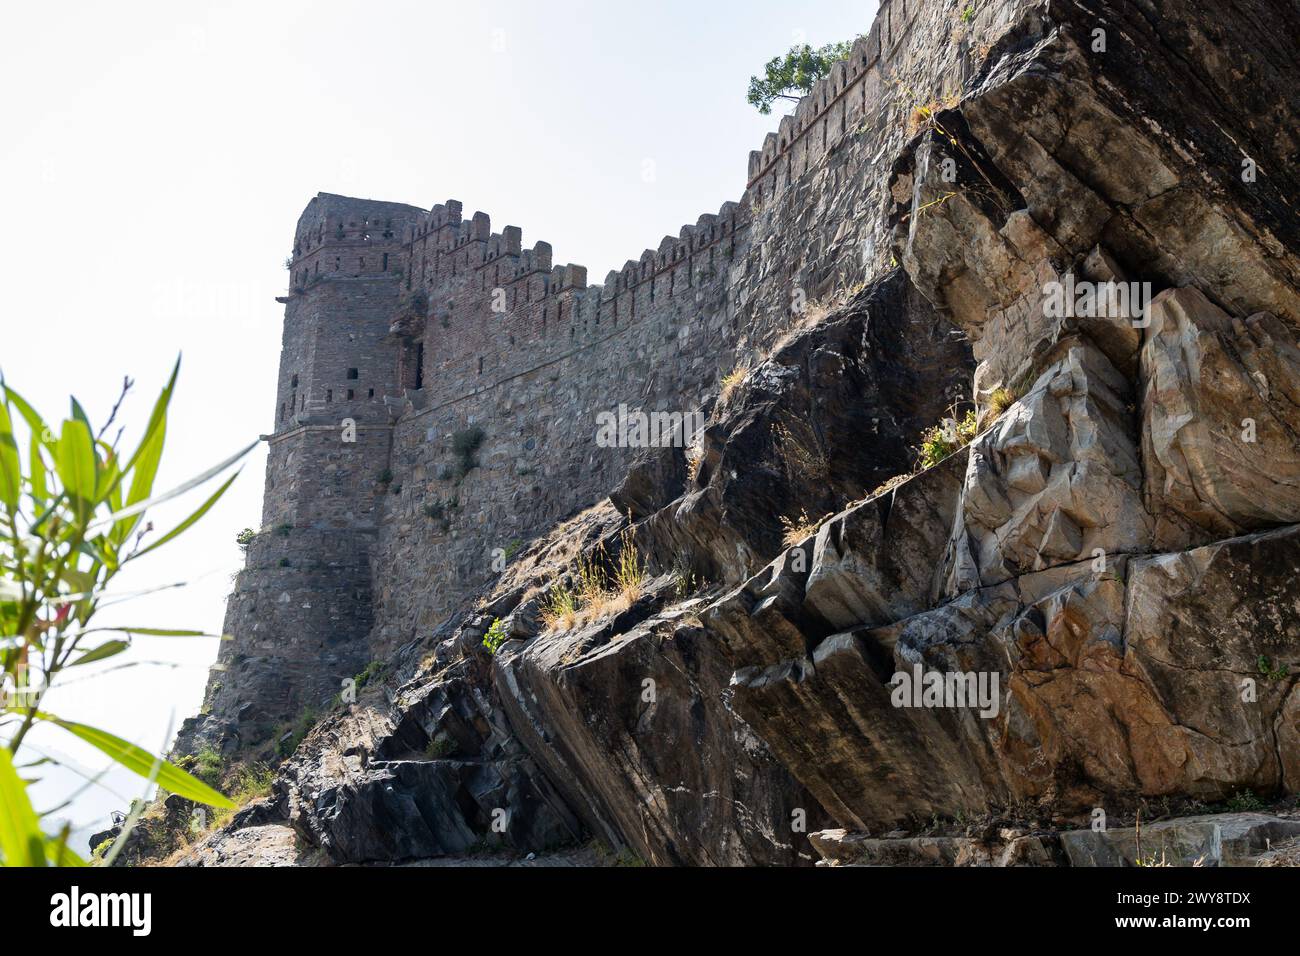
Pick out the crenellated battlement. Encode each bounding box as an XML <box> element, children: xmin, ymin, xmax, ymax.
<box><xmin>270</xmin><ymin>0</ymin><xmax>1014</xmax><ymax>460</ymax></box>
<box><xmin>743</xmin><ymin>0</ymin><xmax>928</xmax><ymax>199</ymax></box>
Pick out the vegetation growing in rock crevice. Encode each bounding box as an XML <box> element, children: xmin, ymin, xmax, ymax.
<box><xmin>481</xmin><ymin>618</ymin><xmax>509</xmax><ymax>655</ymax></box>
<box><xmin>779</xmin><ymin>509</ymin><xmax>831</xmax><ymax>549</ymax></box>
<box><xmin>276</xmin><ymin>707</ymin><xmax>320</xmax><ymax>758</ymax></box>
<box><xmin>917</xmin><ymin>408</ymin><xmax>979</xmax><ymax>469</ymax></box>
<box><xmin>718</xmin><ymin>364</ymin><xmax>748</xmax><ymax>405</ymax></box>
<box><xmin>452</xmin><ymin>426</ymin><xmax>486</xmax><ymax>480</ymax></box>
<box><xmin>539</xmin><ymin>527</ymin><xmax>647</xmax><ymax>633</ymax></box>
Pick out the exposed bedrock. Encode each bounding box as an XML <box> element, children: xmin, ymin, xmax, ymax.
<box><xmin>636</xmin><ymin>270</ymin><xmax>973</xmax><ymax>588</ymax></box>
<box><xmin>271</xmin><ymin>656</ymin><xmax>584</xmax><ymax>864</ymax></box>
<box><xmin>492</xmin><ymin>585</ymin><xmax>827</xmax><ymax>866</ymax></box>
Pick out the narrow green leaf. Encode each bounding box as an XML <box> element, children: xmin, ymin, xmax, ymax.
<box><xmin>1</xmin><ymin>385</ymin><xmax>53</xmax><ymax>450</ymax></box>
<box><xmin>29</xmin><ymin>433</ymin><xmax>48</xmax><ymax>503</ymax></box>
<box><xmin>42</xmin><ymin>715</ymin><xmax>234</xmax><ymax>808</ymax></box>
<box><xmin>133</xmin><ymin>469</ymin><xmax>240</xmax><ymax>559</ymax></box>
<box><xmin>56</xmin><ymin>419</ymin><xmax>96</xmax><ymax>511</ymax></box>
<box><xmin>0</xmin><ymin>747</ymin><xmax>47</xmax><ymax>866</ymax></box>
<box><xmin>92</xmin><ymin>439</ymin><xmax>257</xmax><ymax>530</ymax></box>
<box><xmin>121</xmin><ymin>356</ymin><xmax>180</xmax><ymax>476</ymax></box>
<box><xmin>126</xmin><ymin>410</ymin><xmax>166</xmax><ymax>508</ymax></box>
<box><xmin>112</xmin><ymin>410</ymin><xmax>166</xmax><ymax>546</ymax></box>
<box><xmin>69</xmin><ymin>640</ymin><xmax>130</xmax><ymax>666</ymax></box>
<box><xmin>0</xmin><ymin>402</ymin><xmax>19</xmax><ymax>511</ymax></box>
<box><xmin>70</xmin><ymin>396</ymin><xmax>92</xmax><ymax>431</ymax></box>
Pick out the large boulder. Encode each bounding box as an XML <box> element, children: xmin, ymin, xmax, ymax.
<box><xmin>938</xmin><ymin>338</ymin><xmax>1153</xmax><ymax>597</ymax></box>
<box><xmin>1125</xmin><ymin>524</ymin><xmax>1300</xmax><ymax>795</ymax></box>
<box><xmin>1141</xmin><ymin>287</ymin><xmax>1300</xmax><ymax>548</ymax></box>
<box><xmin>493</xmin><ymin>581</ymin><xmax>826</xmax><ymax>866</ymax></box>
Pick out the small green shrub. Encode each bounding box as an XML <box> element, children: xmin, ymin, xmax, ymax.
<box><xmin>236</xmin><ymin>527</ymin><xmax>256</xmax><ymax>552</ymax></box>
<box><xmin>425</xmin><ymin>736</ymin><xmax>456</xmax><ymax>759</ymax></box>
<box><xmin>1225</xmin><ymin>788</ymin><xmax>1267</xmax><ymax>812</ymax></box>
<box><xmin>482</xmin><ymin>618</ymin><xmax>510</xmax><ymax>655</ymax></box>
<box><xmin>276</xmin><ymin>708</ymin><xmax>319</xmax><ymax>758</ymax></box>
<box><xmin>1258</xmin><ymin>655</ymin><xmax>1291</xmax><ymax>681</ymax></box>
<box><xmin>210</xmin><ymin>762</ymin><xmax>276</xmax><ymax>829</ymax></box>
<box><xmin>452</xmin><ymin>427</ymin><xmax>486</xmax><ymax>478</ymax></box>
<box><xmin>354</xmin><ymin>660</ymin><xmax>386</xmax><ymax>690</ymax></box>
<box><xmin>192</xmin><ymin>747</ymin><xmax>225</xmax><ymax>788</ymax></box>
<box><xmin>918</xmin><ymin>409</ymin><xmax>979</xmax><ymax>469</ymax></box>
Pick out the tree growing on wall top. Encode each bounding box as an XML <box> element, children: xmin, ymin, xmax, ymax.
<box><xmin>747</xmin><ymin>40</ymin><xmax>857</xmax><ymax>115</ymax></box>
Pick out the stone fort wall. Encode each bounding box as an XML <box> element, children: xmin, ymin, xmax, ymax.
<box><xmin>204</xmin><ymin>0</ymin><xmax>1037</xmax><ymax>733</ymax></box>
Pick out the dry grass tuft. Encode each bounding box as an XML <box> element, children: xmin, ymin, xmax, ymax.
<box><xmin>779</xmin><ymin>509</ymin><xmax>830</xmax><ymax>549</ymax></box>
<box><xmin>540</xmin><ymin>526</ymin><xmax>647</xmax><ymax>632</ymax></box>
<box><xmin>984</xmin><ymin>386</ymin><xmax>1016</xmax><ymax>423</ymax></box>
<box><xmin>719</xmin><ymin>365</ymin><xmax>748</xmax><ymax>405</ymax></box>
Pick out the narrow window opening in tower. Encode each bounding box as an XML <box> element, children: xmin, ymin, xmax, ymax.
<box><xmin>346</xmin><ymin>389</ymin><xmax>354</xmax><ymax>400</ymax></box>
<box><xmin>347</xmin><ymin>368</ymin><xmax>359</xmax><ymax>380</ymax></box>
<box><xmin>291</xmin><ymin>374</ymin><xmax>299</xmax><ymax>388</ymax></box>
<box><xmin>326</xmin><ymin>389</ymin><xmax>332</xmax><ymax>403</ymax></box>
<box><xmin>382</xmin><ymin>253</ymin><xmax>389</xmax><ymax>271</ymax></box>
<box><xmin>415</xmin><ymin>343</ymin><xmax>425</xmax><ymax>390</ymax></box>
<box><xmin>368</xmin><ymin>388</ymin><xmax>374</xmax><ymax>398</ymax></box>
<box><xmin>478</xmin><ymin>356</ymin><xmax>484</xmax><ymax>375</ymax></box>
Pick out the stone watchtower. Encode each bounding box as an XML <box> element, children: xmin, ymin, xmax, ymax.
<box><xmin>200</xmin><ymin>194</ymin><xmax>425</xmax><ymax>742</ymax></box>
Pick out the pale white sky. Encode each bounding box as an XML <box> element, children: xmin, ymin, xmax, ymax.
<box><xmin>1</xmin><ymin>0</ymin><xmax>878</xmax><ymax>842</ymax></box>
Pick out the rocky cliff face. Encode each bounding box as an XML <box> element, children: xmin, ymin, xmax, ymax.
<box><xmin>176</xmin><ymin>0</ymin><xmax>1300</xmax><ymax>866</ymax></box>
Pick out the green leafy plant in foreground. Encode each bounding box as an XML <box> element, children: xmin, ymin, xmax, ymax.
<box><xmin>0</xmin><ymin>359</ymin><xmax>255</xmax><ymax>866</ymax></box>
